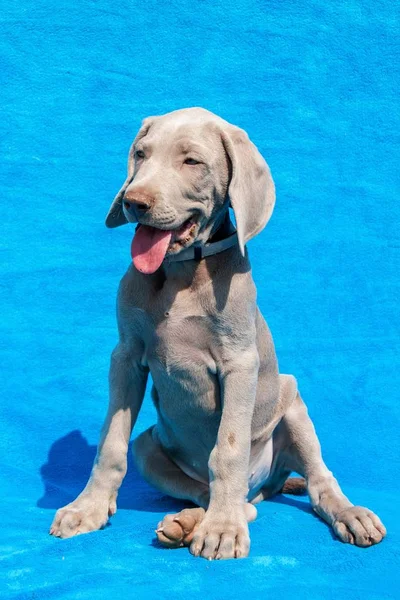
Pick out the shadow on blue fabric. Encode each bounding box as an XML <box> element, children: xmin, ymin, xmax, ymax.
<box><xmin>38</xmin><ymin>431</ymin><xmax>188</xmax><ymax>515</ymax></box>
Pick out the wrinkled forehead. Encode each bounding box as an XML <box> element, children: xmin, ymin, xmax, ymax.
<box><xmin>138</xmin><ymin>112</ymin><xmax>222</xmax><ymax>155</ymax></box>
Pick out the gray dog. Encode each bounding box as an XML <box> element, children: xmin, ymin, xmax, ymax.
<box><xmin>50</xmin><ymin>108</ymin><xmax>386</xmax><ymax>559</ymax></box>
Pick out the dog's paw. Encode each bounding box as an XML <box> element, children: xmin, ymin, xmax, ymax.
<box><xmin>190</xmin><ymin>508</ymin><xmax>250</xmax><ymax>560</ymax></box>
<box><xmin>156</xmin><ymin>507</ymin><xmax>206</xmax><ymax>548</ymax></box>
<box><xmin>333</xmin><ymin>506</ymin><xmax>386</xmax><ymax>547</ymax></box>
<box><xmin>50</xmin><ymin>494</ymin><xmax>116</xmax><ymax>539</ymax></box>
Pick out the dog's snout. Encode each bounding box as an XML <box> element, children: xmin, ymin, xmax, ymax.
<box><xmin>123</xmin><ymin>189</ymin><xmax>154</xmax><ymax>213</ymax></box>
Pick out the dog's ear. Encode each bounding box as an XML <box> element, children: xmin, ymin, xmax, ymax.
<box><xmin>221</xmin><ymin>126</ymin><xmax>275</xmax><ymax>255</ymax></box>
<box><xmin>105</xmin><ymin>118</ymin><xmax>155</xmax><ymax>228</ymax></box>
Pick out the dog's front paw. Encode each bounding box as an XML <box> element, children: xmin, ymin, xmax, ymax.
<box><xmin>190</xmin><ymin>508</ymin><xmax>250</xmax><ymax>560</ymax></box>
<box><xmin>50</xmin><ymin>493</ymin><xmax>115</xmax><ymax>539</ymax></box>
<box><xmin>333</xmin><ymin>506</ymin><xmax>386</xmax><ymax>547</ymax></box>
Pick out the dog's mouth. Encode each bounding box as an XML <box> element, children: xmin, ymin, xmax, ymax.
<box><xmin>131</xmin><ymin>217</ymin><xmax>199</xmax><ymax>274</ymax></box>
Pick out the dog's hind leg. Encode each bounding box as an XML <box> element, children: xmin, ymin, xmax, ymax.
<box><xmin>133</xmin><ymin>426</ymin><xmax>210</xmax><ymax>508</ymax></box>
<box><xmin>274</xmin><ymin>392</ymin><xmax>386</xmax><ymax>547</ymax></box>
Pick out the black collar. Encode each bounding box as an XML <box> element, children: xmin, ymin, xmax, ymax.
<box><xmin>165</xmin><ymin>231</ymin><xmax>238</xmax><ymax>263</ymax></box>
<box><xmin>165</xmin><ymin>215</ymin><xmax>238</xmax><ymax>263</ymax></box>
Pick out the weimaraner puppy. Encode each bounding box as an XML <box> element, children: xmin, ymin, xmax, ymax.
<box><xmin>50</xmin><ymin>107</ymin><xmax>386</xmax><ymax>559</ymax></box>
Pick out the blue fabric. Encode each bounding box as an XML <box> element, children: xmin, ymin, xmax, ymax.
<box><xmin>1</xmin><ymin>0</ymin><xmax>399</xmax><ymax>597</ymax></box>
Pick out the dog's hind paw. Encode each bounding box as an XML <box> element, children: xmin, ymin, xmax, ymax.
<box><xmin>155</xmin><ymin>507</ymin><xmax>206</xmax><ymax>548</ymax></box>
<box><xmin>333</xmin><ymin>506</ymin><xmax>386</xmax><ymax>547</ymax></box>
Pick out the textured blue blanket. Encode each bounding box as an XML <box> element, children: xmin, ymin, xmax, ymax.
<box><xmin>1</xmin><ymin>0</ymin><xmax>399</xmax><ymax>598</ymax></box>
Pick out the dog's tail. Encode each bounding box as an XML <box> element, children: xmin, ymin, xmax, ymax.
<box><xmin>280</xmin><ymin>477</ymin><xmax>307</xmax><ymax>495</ymax></box>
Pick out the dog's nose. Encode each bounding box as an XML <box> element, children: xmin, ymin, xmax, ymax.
<box><xmin>123</xmin><ymin>190</ymin><xmax>154</xmax><ymax>214</ymax></box>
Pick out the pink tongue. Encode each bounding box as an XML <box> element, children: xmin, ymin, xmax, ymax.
<box><xmin>131</xmin><ymin>225</ymin><xmax>172</xmax><ymax>274</ymax></box>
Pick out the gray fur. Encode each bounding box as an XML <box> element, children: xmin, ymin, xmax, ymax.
<box><xmin>50</xmin><ymin>108</ymin><xmax>386</xmax><ymax>558</ymax></box>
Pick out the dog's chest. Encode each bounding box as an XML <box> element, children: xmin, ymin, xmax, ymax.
<box><xmin>131</xmin><ymin>279</ymin><xmax>227</xmax><ymax>451</ymax></box>
<box><xmin>147</xmin><ymin>298</ymin><xmax>217</xmax><ymax>378</ymax></box>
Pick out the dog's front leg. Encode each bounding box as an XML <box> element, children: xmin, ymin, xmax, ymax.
<box><xmin>190</xmin><ymin>348</ymin><xmax>259</xmax><ymax>560</ymax></box>
<box><xmin>50</xmin><ymin>344</ymin><xmax>148</xmax><ymax>538</ymax></box>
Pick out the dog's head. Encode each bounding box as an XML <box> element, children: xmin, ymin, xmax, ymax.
<box><xmin>106</xmin><ymin>108</ymin><xmax>275</xmax><ymax>273</ymax></box>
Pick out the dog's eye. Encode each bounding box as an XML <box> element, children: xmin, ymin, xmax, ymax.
<box><xmin>184</xmin><ymin>158</ymin><xmax>200</xmax><ymax>165</ymax></box>
<box><xmin>136</xmin><ymin>150</ymin><xmax>145</xmax><ymax>159</ymax></box>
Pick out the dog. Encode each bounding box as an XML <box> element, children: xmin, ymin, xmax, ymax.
<box><xmin>50</xmin><ymin>107</ymin><xmax>386</xmax><ymax>559</ymax></box>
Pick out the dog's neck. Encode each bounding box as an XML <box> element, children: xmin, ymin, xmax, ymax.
<box><xmin>208</xmin><ymin>212</ymin><xmax>236</xmax><ymax>243</ymax></box>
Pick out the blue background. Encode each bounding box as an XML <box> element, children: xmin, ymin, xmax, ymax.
<box><xmin>1</xmin><ymin>0</ymin><xmax>399</xmax><ymax>598</ymax></box>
